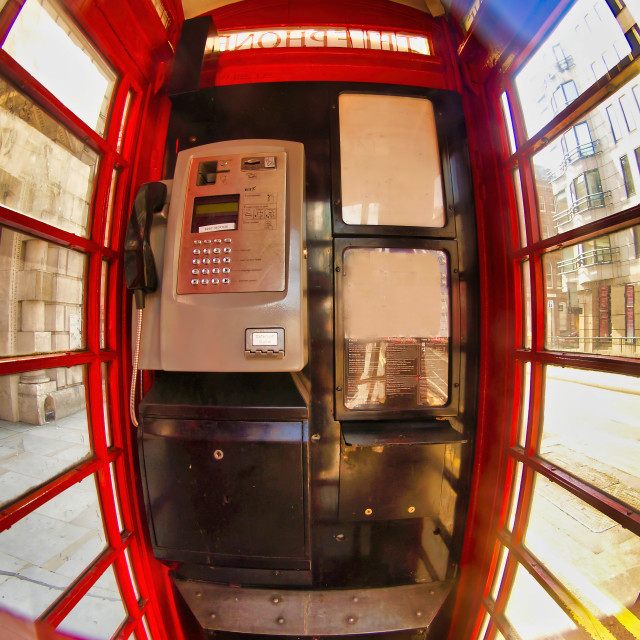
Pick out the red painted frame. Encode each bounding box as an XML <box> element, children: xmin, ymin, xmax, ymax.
<box><xmin>0</xmin><ymin>0</ymin><xmax>183</xmax><ymax>638</ymax></box>
<box><xmin>448</xmin><ymin>0</ymin><xmax>640</xmax><ymax>637</ymax></box>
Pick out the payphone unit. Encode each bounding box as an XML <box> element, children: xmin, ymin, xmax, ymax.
<box><xmin>134</xmin><ymin>139</ymin><xmax>307</xmax><ymax>373</ymax></box>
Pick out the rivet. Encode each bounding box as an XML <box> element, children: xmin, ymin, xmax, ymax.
<box><xmin>352</xmin><ymin>596</ymin><xmax>359</xmax><ymax>603</ymax></box>
<box><xmin>416</xmin><ymin>611</ymin><xmax>423</xmax><ymax>617</ymax></box>
<box><xmin>429</xmin><ymin>590</ymin><xmax>435</xmax><ymax>595</ymax></box>
<box><xmin>209</xmin><ymin>612</ymin><xmax>216</xmax><ymax>619</ymax></box>
<box><xmin>347</xmin><ymin>616</ymin><xmax>357</xmax><ymax>625</ymax></box>
<box><xmin>336</xmin><ymin>386</ymin><xmax>342</xmax><ymax>391</ymax></box>
<box><xmin>213</xmin><ymin>449</ymin><xmax>224</xmax><ymax>460</ymax></box>
<box><xmin>335</xmin><ymin>533</ymin><xmax>345</xmax><ymax>542</ymax></box>
<box><xmin>189</xmin><ymin>136</ymin><xmax>197</xmax><ymax>143</ymax></box>
<box><xmin>311</xmin><ymin>433</ymin><xmax>321</xmax><ymax>442</ymax></box>
<box><xmin>335</xmin><ymin>266</ymin><xmax>341</xmax><ymax>272</ymax></box>
<box><xmin>277</xmin><ymin>617</ymin><xmax>285</xmax><ymax>625</ymax></box>
<box><xmin>195</xmin><ymin>591</ymin><xmax>202</xmax><ymax>598</ymax></box>
<box><xmin>364</xmin><ymin>508</ymin><xmax>373</xmax><ymax>516</ymax></box>
<box><xmin>272</xmin><ymin>596</ymin><xmax>281</xmax><ymax>604</ymax></box>
<box><xmin>408</xmin><ymin>506</ymin><xmax>416</xmax><ymax>513</ymax></box>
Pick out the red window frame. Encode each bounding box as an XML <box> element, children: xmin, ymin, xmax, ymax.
<box><xmin>450</xmin><ymin>0</ymin><xmax>640</xmax><ymax>638</ymax></box>
<box><xmin>0</xmin><ymin>1</ymin><xmax>183</xmax><ymax>638</ymax></box>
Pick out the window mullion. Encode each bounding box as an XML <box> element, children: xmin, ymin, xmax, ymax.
<box><xmin>0</xmin><ymin>449</ymin><xmax>120</xmax><ymax>532</ymax></box>
<box><xmin>39</xmin><ymin>546</ymin><xmax>119</xmax><ymax>630</ymax></box>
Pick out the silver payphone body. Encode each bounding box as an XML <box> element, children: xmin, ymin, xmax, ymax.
<box><xmin>138</xmin><ymin>139</ymin><xmax>307</xmax><ymax>372</ymax></box>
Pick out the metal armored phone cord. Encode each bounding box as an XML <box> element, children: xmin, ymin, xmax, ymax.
<box><xmin>129</xmin><ymin>303</ymin><xmax>144</xmax><ymax>427</ymax></box>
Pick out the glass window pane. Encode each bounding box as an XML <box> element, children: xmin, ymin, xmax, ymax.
<box><xmin>57</xmin><ymin>564</ymin><xmax>127</xmax><ymax>640</ymax></box>
<box><xmin>125</xmin><ymin>547</ymin><xmax>140</xmax><ymax>600</ymax></box>
<box><xmin>100</xmin><ymin>260</ymin><xmax>108</xmax><ymax>349</ymax></box>
<box><xmin>513</xmin><ymin>169</ymin><xmax>527</xmax><ymax>247</ymax></box>
<box><xmin>0</xmin><ymin>366</ymin><xmax>91</xmax><ymax>507</ymax></box>
<box><xmin>515</xmin><ymin>0</ymin><xmax>630</xmax><ymax>138</ymax></box>
<box><xmin>533</xmin><ymin>74</ymin><xmax>640</xmax><ymax>238</ymax></box>
<box><xmin>504</xmin><ymin>562</ymin><xmax>580</xmax><ymax>639</ymax></box>
<box><xmin>117</xmin><ymin>91</ymin><xmax>132</xmax><ymax>152</ymax></box>
<box><xmin>101</xmin><ymin>362</ymin><xmax>112</xmax><ymax>448</ymax></box>
<box><xmin>0</xmin><ymin>78</ymin><xmax>99</xmax><ymax>237</ymax></box>
<box><xmin>341</xmin><ymin>247</ymin><xmax>450</xmax><ymax>410</ymax></box>
<box><xmin>501</xmin><ymin>92</ymin><xmax>517</xmax><ymax>154</ymax></box>
<box><xmin>540</xmin><ymin>366</ymin><xmax>640</xmax><ymax>512</ymax></box>
<box><xmin>507</xmin><ymin>462</ymin><xmax>524</xmax><ymax>533</ymax></box>
<box><xmin>0</xmin><ymin>475</ymin><xmax>107</xmax><ymax>621</ymax></box>
<box><xmin>518</xmin><ymin>364</ymin><xmax>530</xmax><ymax>447</ymax></box>
<box><xmin>103</xmin><ymin>168</ymin><xmax>119</xmax><ymax>246</ymax></box>
<box><xmin>543</xmin><ymin>229</ymin><xmax>639</xmax><ymax>357</ymax></box>
<box><xmin>339</xmin><ymin>93</ymin><xmax>445</xmax><ymax>227</ymax></box>
<box><xmin>3</xmin><ymin>0</ymin><xmax>117</xmax><ymax>136</ymax></box>
<box><xmin>109</xmin><ymin>462</ymin><xmax>124</xmax><ymax>532</ymax></box>
<box><xmin>525</xmin><ymin>473</ymin><xmax>640</xmax><ymax>634</ymax></box>
<box><xmin>522</xmin><ymin>259</ymin><xmax>532</xmax><ymax>349</ymax></box>
<box><xmin>490</xmin><ymin>546</ymin><xmax>508</xmax><ymax>600</ymax></box>
<box><xmin>0</xmin><ymin>226</ymin><xmax>86</xmax><ymax>357</ymax></box>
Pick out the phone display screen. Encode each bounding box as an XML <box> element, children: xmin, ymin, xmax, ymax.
<box><xmin>191</xmin><ymin>194</ymin><xmax>240</xmax><ymax>233</ymax></box>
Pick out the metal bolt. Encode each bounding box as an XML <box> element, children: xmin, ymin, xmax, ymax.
<box><xmin>416</xmin><ymin>611</ymin><xmax>423</xmax><ymax>618</ymax></box>
<box><xmin>196</xmin><ymin>591</ymin><xmax>202</xmax><ymax>598</ymax></box>
<box><xmin>408</xmin><ymin>506</ymin><xmax>416</xmax><ymax>514</ymax></box>
<box><xmin>352</xmin><ymin>596</ymin><xmax>359</xmax><ymax>603</ymax></box>
<box><xmin>214</xmin><ymin>449</ymin><xmax>224</xmax><ymax>460</ymax></box>
<box><xmin>429</xmin><ymin>590</ymin><xmax>435</xmax><ymax>596</ymax></box>
<box><xmin>277</xmin><ymin>617</ymin><xmax>285</xmax><ymax>625</ymax></box>
<box><xmin>364</xmin><ymin>508</ymin><xmax>372</xmax><ymax>516</ymax></box>
<box><xmin>189</xmin><ymin>136</ymin><xmax>197</xmax><ymax>143</ymax></box>
<box><xmin>335</xmin><ymin>266</ymin><xmax>341</xmax><ymax>272</ymax></box>
<box><xmin>209</xmin><ymin>613</ymin><xmax>216</xmax><ymax>619</ymax></box>
<box><xmin>336</xmin><ymin>386</ymin><xmax>342</xmax><ymax>391</ymax></box>
<box><xmin>347</xmin><ymin>616</ymin><xmax>357</xmax><ymax>625</ymax></box>
<box><xmin>272</xmin><ymin>596</ymin><xmax>281</xmax><ymax>604</ymax></box>
<box><xmin>311</xmin><ymin>433</ymin><xmax>321</xmax><ymax>442</ymax></box>
<box><xmin>335</xmin><ymin>533</ymin><xmax>345</xmax><ymax>542</ymax></box>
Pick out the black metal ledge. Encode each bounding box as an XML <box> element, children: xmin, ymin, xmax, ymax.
<box><xmin>173</xmin><ymin>577</ymin><xmax>454</xmax><ymax>636</ymax></box>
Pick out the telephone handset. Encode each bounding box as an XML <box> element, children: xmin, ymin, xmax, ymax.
<box><xmin>135</xmin><ymin>140</ymin><xmax>307</xmax><ymax>373</ymax></box>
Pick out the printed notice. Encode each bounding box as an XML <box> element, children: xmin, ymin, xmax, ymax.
<box><xmin>242</xmin><ymin>192</ymin><xmax>278</xmax><ymax>230</ymax></box>
<box><xmin>252</xmin><ymin>332</ymin><xmax>279</xmax><ymax>346</ymax></box>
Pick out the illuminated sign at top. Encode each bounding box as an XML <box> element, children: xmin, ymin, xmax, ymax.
<box><xmin>207</xmin><ymin>28</ymin><xmax>432</xmax><ymax>56</ymax></box>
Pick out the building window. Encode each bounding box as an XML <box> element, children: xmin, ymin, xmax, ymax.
<box><xmin>621</xmin><ymin>154</ymin><xmax>636</xmax><ymax>197</ymax></box>
<box><xmin>551</xmin><ymin>81</ymin><xmax>578</xmax><ymax>114</ymax></box>
<box><xmin>606</xmin><ymin>103</ymin><xmax>624</xmax><ymax>141</ymax></box>
<box><xmin>571</xmin><ymin>169</ymin><xmax>605</xmax><ymax>211</ymax></box>
<box><xmin>561</xmin><ymin>121</ymin><xmax>595</xmax><ymax>163</ymax></box>
<box><xmin>619</xmin><ymin>94</ymin><xmax>637</xmax><ymax>131</ymax></box>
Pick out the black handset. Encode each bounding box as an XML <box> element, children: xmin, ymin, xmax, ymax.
<box><xmin>124</xmin><ymin>182</ymin><xmax>167</xmax><ymax>309</ymax></box>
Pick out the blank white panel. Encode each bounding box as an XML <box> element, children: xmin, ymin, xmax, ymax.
<box><xmin>339</xmin><ymin>93</ymin><xmax>445</xmax><ymax>228</ymax></box>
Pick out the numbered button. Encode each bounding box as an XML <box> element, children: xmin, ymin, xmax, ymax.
<box><xmin>222</xmin><ymin>278</ymin><xmax>231</xmax><ymax>284</ymax></box>
<box><xmin>192</xmin><ymin>259</ymin><xmax>201</xmax><ymax>265</ymax></box>
<box><xmin>203</xmin><ymin>248</ymin><xmax>211</xmax><ymax>255</ymax></box>
<box><xmin>193</xmin><ymin>249</ymin><xmax>201</xmax><ymax>255</ymax></box>
<box><xmin>224</xmin><ymin>238</ymin><xmax>232</xmax><ymax>243</ymax></box>
<box><xmin>223</xmin><ymin>247</ymin><xmax>231</xmax><ymax>253</ymax></box>
<box><xmin>211</xmin><ymin>278</ymin><xmax>220</xmax><ymax>285</ymax></box>
<box><xmin>214</xmin><ymin>238</ymin><xmax>222</xmax><ymax>244</ymax></box>
<box><xmin>204</xmin><ymin>239</ymin><xmax>212</xmax><ymax>244</ymax></box>
<box><xmin>212</xmin><ymin>258</ymin><xmax>221</xmax><ymax>264</ymax></box>
<box><xmin>202</xmin><ymin>258</ymin><xmax>211</xmax><ymax>265</ymax></box>
<box><xmin>191</xmin><ymin>268</ymin><xmax>200</xmax><ymax>275</ymax></box>
<box><xmin>222</xmin><ymin>267</ymin><xmax>231</xmax><ymax>274</ymax></box>
<box><xmin>190</xmin><ymin>279</ymin><xmax>199</xmax><ymax>285</ymax></box>
<box><xmin>212</xmin><ymin>268</ymin><xmax>220</xmax><ymax>274</ymax></box>
<box><xmin>223</xmin><ymin>257</ymin><xmax>231</xmax><ymax>263</ymax></box>
<box><xmin>201</xmin><ymin>268</ymin><xmax>210</xmax><ymax>275</ymax></box>
<box><xmin>194</xmin><ymin>239</ymin><xmax>202</xmax><ymax>245</ymax></box>
<box><xmin>213</xmin><ymin>248</ymin><xmax>221</xmax><ymax>254</ymax></box>
<box><xmin>201</xmin><ymin>278</ymin><xmax>209</xmax><ymax>285</ymax></box>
